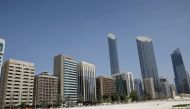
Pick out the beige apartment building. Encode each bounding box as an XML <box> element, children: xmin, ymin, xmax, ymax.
<box><xmin>96</xmin><ymin>76</ymin><xmax>116</xmax><ymax>100</ymax></box>
<box><xmin>33</xmin><ymin>72</ymin><xmax>58</xmax><ymax>105</ymax></box>
<box><xmin>0</xmin><ymin>59</ymin><xmax>35</xmax><ymax>109</ymax></box>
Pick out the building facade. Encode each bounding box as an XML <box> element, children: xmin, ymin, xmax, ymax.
<box><xmin>134</xmin><ymin>79</ymin><xmax>144</xmax><ymax>99</ymax></box>
<box><xmin>78</xmin><ymin>61</ymin><xmax>96</xmax><ymax>102</ymax></box>
<box><xmin>96</xmin><ymin>76</ymin><xmax>116</xmax><ymax>100</ymax></box>
<box><xmin>54</xmin><ymin>54</ymin><xmax>78</xmax><ymax>105</ymax></box>
<box><xmin>160</xmin><ymin>78</ymin><xmax>171</xmax><ymax>98</ymax></box>
<box><xmin>143</xmin><ymin>78</ymin><xmax>156</xmax><ymax>99</ymax></box>
<box><xmin>170</xmin><ymin>84</ymin><xmax>176</xmax><ymax>99</ymax></box>
<box><xmin>0</xmin><ymin>59</ymin><xmax>35</xmax><ymax>109</ymax></box>
<box><xmin>0</xmin><ymin>38</ymin><xmax>5</xmax><ymax>74</ymax></box>
<box><xmin>171</xmin><ymin>48</ymin><xmax>190</xmax><ymax>93</ymax></box>
<box><xmin>0</xmin><ymin>38</ymin><xmax>5</xmax><ymax>108</ymax></box>
<box><xmin>33</xmin><ymin>72</ymin><xmax>58</xmax><ymax>106</ymax></box>
<box><xmin>112</xmin><ymin>72</ymin><xmax>134</xmax><ymax>96</ymax></box>
<box><xmin>107</xmin><ymin>33</ymin><xmax>120</xmax><ymax>75</ymax></box>
<box><xmin>136</xmin><ymin>36</ymin><xmax>161</xmax><ymax>95</ymax></box>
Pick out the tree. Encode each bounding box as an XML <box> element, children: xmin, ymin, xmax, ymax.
<box><xmin>102</xmin><ymin>95</ymin><xmax>111</xmax><ymax>103</ymax></box>
<box><xmin>130</xmin><ymin>91</ymin><xmax>139</xmax><ymax>102</ymax></box>
<box><xmin>111</xmin><ymin>93</ymin><xmax>119</xmax><ymax>102</ymax></box>
<box><xmin>77</xmin><ymin>95</ymin><xmax>84</xmax><ymax>103</ymax></box>
<box><xmin>120</xmin><ymin>95</ymin><xmax>125</xmax><ymax>103</ymax></box>
<box><xmin>124</xmin><ymin>96</ymin><xmax>130</xmax><ymax>103</ymax></box>
<box><xmin>40</xmin><ymin>101</ymin><xmax>48</xmax><ymax>109</ymax></box>
<box><xmin>19</xmin><ymin>102</ymin><xmax>26</xmax><ymax>109</ymax></box>
<box><xmin>142</xmin><ymin>94</ymin><xmax>151</xmax><ymax>101</ymax></box>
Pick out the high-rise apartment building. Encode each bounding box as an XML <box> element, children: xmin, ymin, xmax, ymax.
<box><xmin>160</xmin><ymin>78</ymin><xmax>171</xmax><ymax>98</ymax></box>
<box><xmin>134</xmin><ymin>79</ymin><xmax>144</xmax><ymax>99</ymax></box>
<box><xmin>108</xmin><ymin>33</ymin><xmax>120</xmax><ymax>75</ymax></box>
<box><xmin>33</xmin><ymin>72</ymin><xmax>58</xmax><ymax>106</ymax></box>
<box><xmin>143</xmin><ymin>78</ymin><xmax>156</xmax><ymax>99</ymax></box>
<box><xmin>136</xmin><ymin>36</ymin><xmax>161</xmax><ymax>95</ymax></box>
<box><xmin>171</xmin><ymin>48</ymin><xmax>190</xmax><ymax>93</ymax></box>
<box><xmin>112</xmin><ymin>72</ymin><xmax>134</xmax><ymax>96</ymax></box>
<box><xmin>54</xmin><ymin>54</ymin><xmax>78</xmax><ymax>105</ymax></box>
<box><xmin>0</xmin><ymin>59</ymin><xmax>35</xmax><ymax>109</ymax></box>
<box><xmin>78</xmin><ymin>61</ymin><xmax>96</xmax><ymax>102</ymax></box>
<box><xmin>96</xmin><ymin>76</ymin><xmax>116</xmax><ymax>100</ymax></box>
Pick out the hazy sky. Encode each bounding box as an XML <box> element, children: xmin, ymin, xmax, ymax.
<box><xmin>0</xmin><ymin>0</ymin><xmax>190</xmax><ymax>83</ymax></box>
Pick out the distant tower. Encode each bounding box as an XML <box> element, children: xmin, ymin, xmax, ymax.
<box><xmin>171</xmin><ymin>48</ymin><xmax>190</xmax><ymax>93</ymax></box>
<box><xmin>136</xmin><ymin>36</ymin><xmax>161</xmax><ymax>95</ymax></box>
<box><xmin>108</xmin><ymin>33</ymin><xmax>120</xmax><ymax>75</ymax></box>
<box><xmin>0</xmin><ymin>38</ymin><xmax>5</xmax><ymax>74</ymax></box>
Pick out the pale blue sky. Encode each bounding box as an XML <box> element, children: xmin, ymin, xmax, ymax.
<box><xmin>0</xmin><ymin>0</ymin><xmax>190</xmax><ymax>83</ymax></box>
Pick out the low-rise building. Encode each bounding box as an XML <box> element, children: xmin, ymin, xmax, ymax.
<box><xmin>33</xmin><ymin>72</ymin><xmax>58</xmax><ymax>106</ymax></box>
<box><xmin>96</xmin><ymin>76</ymin><xmax>116</xmax><ymax>100</ymax></box>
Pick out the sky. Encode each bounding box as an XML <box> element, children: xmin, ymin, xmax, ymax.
<box><xmin>0</xmin><ymin>0</ymin><xmax>190</xmax><ymax>83</ymax></box>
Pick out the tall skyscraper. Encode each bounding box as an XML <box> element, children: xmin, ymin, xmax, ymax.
<box><xmin>134</xmin><ymin>79</ymin><xmax>144</xmax><ymax>99</ymax></box>
<box><xmin>96</xmin><ymin>76</ymin><xmax>116</xmax><ymax>100</ymax></box>
<box><xmin>108</xmin><ymin>33</ymin><xmax>120</xmax><ymax>75</ymax></box>
<box><xmin>54</xmin><ymin>54</ymin><xmax>78</xmax><ymax>106</ymax></box>
<box><xmin>0</xmin><ymin>38</ymin><xmax>5</xmax><ymax>74</ymax></box>
<box><xmin>171</xmin><ymin>48</ymin><xmax>190</xmax><ymax>93</ymax></box>
<box><xmin>78</xmin><ymin>61</ymin><xmax>96</xmax><ymax>102</ymax></box>
<box><xmin>33</xmin><ymin>72</ymin><xmax>58</xmax><ymax>106</ymax></box>
<box><xmin>136</xmin><ymin>36</ymin><xmax>161</xmax><ymax>95</ymax></box>
<box><xmin>0</xmin><ymin>59</ymin><xmax>35</xmax><ymax>109</ymax></box>
<box><xmin>112</xmin><ymin>72</ymin><xmax>134</xmax><ymax>96</ymax></box>
<box><xmin>143</xmin><ymin>78</ymin><xmax>156</xmax><ymax>99</ymax></box>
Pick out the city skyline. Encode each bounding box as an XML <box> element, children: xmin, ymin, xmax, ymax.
<box><xmin>1</xmin><ymin>0</ymin><xmax>190</xmax><ymax>84</ymax></box>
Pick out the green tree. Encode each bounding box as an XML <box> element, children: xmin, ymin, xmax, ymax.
<box><xmin>120</xmin><ymin>95</ymin><xmax>125</xmax><ymax>103</ymax></box>
<box><xmin>111</xmin><ymin>93</ymin><xmax>119</xmax><ymax>102</ymax></box>
<box><xmin>19</xmin><ymin>102</ymin><xmax>26</xmax><ymax>109</ymax></box>
<box><xmin>78</xmin><ymin>95</ymin><xmax>84</xmax><ymax>103</ymax></box>
<box><xmin>142</xmin><ymin>94</ymin><xmax>151</xmax><ymax>101</ymax></box>
<box><xmin>124</xmin><ymin>96</ymin><xmax>130</xmax><ymax>103</ymax></box>
<box><xmin>40</xmin><ymin>101</ymin><xmax>48</xmax><ymax>109</ymax></box>
<box><xmin>102</xmin><ymin>95</ymin><xmax>111</xmax><ymax>103</ymax></box>
<box><xmin>130</xmin><ymin>91</ymin><xmax>139</xmax><ymax>102</ymax></box>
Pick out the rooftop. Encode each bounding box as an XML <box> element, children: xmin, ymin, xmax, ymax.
<box><xmin>136</xmin><ymin>36</ymin><xmax>152</xmax><ymax>42</ymax></box>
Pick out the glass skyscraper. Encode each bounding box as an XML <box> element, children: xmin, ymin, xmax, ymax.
<box><xmin>108</xmin><ymin>33</ymin><xmax>120</xmax><ymax>75</ymax></box>
<box><xmin>136</xmin><ymin>36</ymin><xmax>161</xmax><ymax>94</ymax></box>
<box><xmin>0</xmin><ymin>38</ymin><xmax>5</xmax><ymax>74</ymax></box>
<box><xmin>171</xmin><ymin>48</ymin><xmax>190</xmax><ymax>93</ymax></box>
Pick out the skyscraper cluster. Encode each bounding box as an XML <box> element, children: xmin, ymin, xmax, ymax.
<box><xmin>107</xmin><ymin>34</ymin><xmax>190</xmax><ymax>100</ymax></box>
<box><xmin>0</xmin><ymin>33</ymin><xmax>189</xmax><ymax>108</ymax></box>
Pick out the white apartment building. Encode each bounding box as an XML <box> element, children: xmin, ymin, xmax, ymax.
<box><xmin>0</xmin><ymin>59</ymin><xmax>35</xmax><ymax>109</ymax></box>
